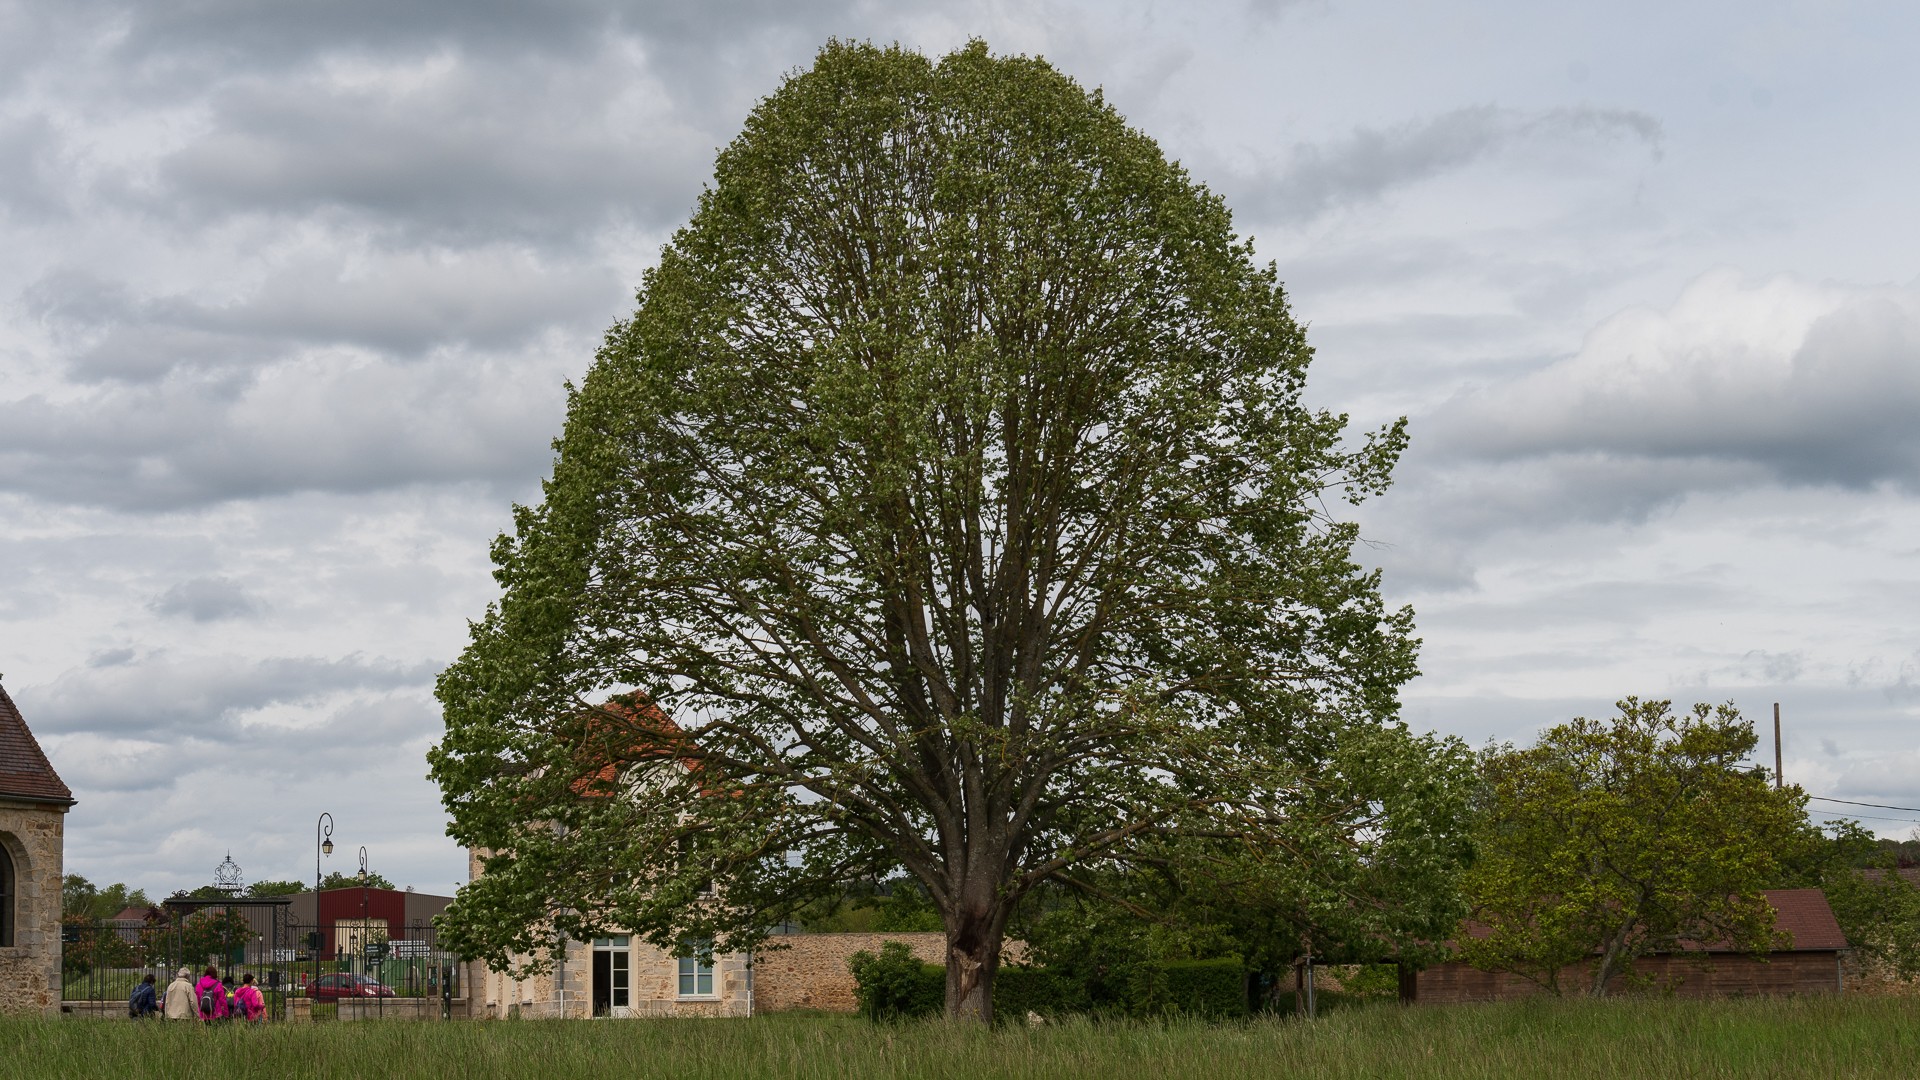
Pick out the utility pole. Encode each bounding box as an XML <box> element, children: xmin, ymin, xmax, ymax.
<box><xmin>1773</xmin><ymin>703</ymin><xmax>1783</xmax><ymax>790</ymax></box>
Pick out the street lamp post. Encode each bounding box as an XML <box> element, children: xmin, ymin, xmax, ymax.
<box><xmin>358</xmin><ymin>845</ymin><xmax>373</xmax><ymax>1010</ymax></box>
<box><xmin>315</xmin><ymin>812</ymin><xmax>334</xmax><ymax>895</ymax></box>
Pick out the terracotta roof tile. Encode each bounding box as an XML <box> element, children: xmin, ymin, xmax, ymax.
<box><xmin>1454</xmin><ymin>888</ymin><xmax>1848</xmax><ymax>953</ymax></box>
<box><xmin>0</xmin><ymin>682</ymin><xmax>73</xmax><ymax>806</ymax></box>
<box><xmin>1761</xmin><ymin>888</ymin><xmax>1848</xmax><ymax>951</ymax></box>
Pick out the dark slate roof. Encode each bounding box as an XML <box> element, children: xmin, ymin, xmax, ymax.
<box><xmin>0</xmin><ymin>682</ymin><xmax>75</xmax><ymax>806</ymax></box>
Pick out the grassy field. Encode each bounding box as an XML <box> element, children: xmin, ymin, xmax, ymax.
<box><xmin>2</xmin><ymin>997</ymin><xmax>1916</xmax><ymax>1080</ymax></box>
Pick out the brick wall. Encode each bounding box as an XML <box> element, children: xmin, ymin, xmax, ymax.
<box><xmin>1415</xmin><ymin>950</ymin><xmax>1845</xmax><ymax>1004</ymax></box>
<box><xmin>0</xmin><ymin>800</ymin><xmax>65</xmax><ymax>1016</ymax></box>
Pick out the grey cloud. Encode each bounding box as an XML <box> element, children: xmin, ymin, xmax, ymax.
<box><xmin>150</xmin><ymin>59</ymin><xmax>714</xmax><ymax>248</ymax></box>
<box><xmin>1739</xmin><ymin>650</ymin><xmax>1805</xmax><ymax>684</ymax></box>
<box><xmin>1357</xmin><ymin>452</ymin><xmax>1770</xmax><ymax>588</ymax></box>
<box><xmin>107</xmin><ymin>0</ymin><xmax>873</xmax><ymax>70</ymax></box>
<box><xmin>1229</xmin><ymin>105</ymin><xmax>1661</xmax><ymax>223</ymax></box>
<box><xmin>1431</xmin><ymin>273</ymin><xmax>1920</xmax><ymax>491</ymax></box>
<box><xmin>29</xmin><ymin>253</ymin><xmax>624</xmax><ymax>382</ymax></box>
<box><xmin>0</xmin><ymin>346</ymin><xmax>568</xmax><ymax>510</ymax></box>
<box><xmin>12</xmin><ymin>2</ymin><xmax>921</xmax><ymax>255</ymax></box>
<box><xmin>23</xmin><ymin>652</ymin><xmax>439</xmax><ymax>738</ymax></box>
<box><xmin>150</xmin><ymin>577</ymin><xmax>263</xmax><ymax>622</ymax></box>
<box><xmin>46</xmin><ymin>691</ymin><xmax>460</xmax><ymax>895</ymax></box>
<box><xmin>0</xmin><ymin>113</ymin><xmax>67</xmax><ymax>221</ymax></box>
<box><xmin>1419</xmin><ymin>577</ymin><xmax>1738</xmax><ymax>635</ymax></box>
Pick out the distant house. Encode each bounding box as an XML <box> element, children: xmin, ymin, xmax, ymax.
<box><xmin>284</xmin><ymin>887</ymin><xmax>455</xmax><ymax>961</ymax></box>
<box><xmin>0</xmin><ymin>678</ymin><xmax>75</xmax><ymax>1016</ymax></box>
<box><xmin>107</xmin><ymin>904</ymin><xmax>164</xmax><ymax>931</ymax></box>
<box><xmin>1410</xmin><ymin>888</ymin><xmax>1847</xmax><ymax>1003</ymax></box>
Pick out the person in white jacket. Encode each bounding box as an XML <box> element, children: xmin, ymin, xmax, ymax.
<box><xmin>163</xmin><ymin>967</ymin><xmax>198</xmax><ymax>1020</ymax></box>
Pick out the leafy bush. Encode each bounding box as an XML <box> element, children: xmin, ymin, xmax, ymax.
<box><xmin>1123</xmin><ymin>958</ymin><xmax>1246</xmax><ymax>1019</ymax></box>
<box><xmin>849</xmin><ymin>943</ymin><xmax>1241</xmax><ymax>1022</ymax></box>
<box><xmin>1338</xmin><ymin>963</ymin><xmax>1402</xmax><ymax>999</ymax></box>
<box><xmin>847</xmin><ymin>942</ymin><xmax>943</xmax><ymax>1021</ymax></box>
<box><xmin>995</xmin><ymin>966</ymin><xmax>1089</xmax><ymax>1019</ymax></box>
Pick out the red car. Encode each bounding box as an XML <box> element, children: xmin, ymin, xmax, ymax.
<box><xmin>307</xmin><ymin>973</ymin><xmax>397</xmax><ymax>1000</ymax></box>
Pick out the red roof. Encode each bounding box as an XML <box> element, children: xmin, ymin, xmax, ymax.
<box><xmin>1862</xmin><ymin>867</ymin><xmax>1920</xmax><ymax>890</ymax></box>
<box><xmin>1762</xmin><ymin>888</ymin><xmax>1848</xmax><ymax>951</ymax></box>
<box><xmin>1456</xmin><ymin>888</ymin><xmax>1847</xmax><ymax>954</ymax></box>
<box><xmin>0</xmin><ymin>682</ymin><xmax>73</xmax><ymax>806</ymax></box>
<box><xmin>568</xmin><ymin>695</ymin><xmax>695</xmax><ymax>797</ymax></box>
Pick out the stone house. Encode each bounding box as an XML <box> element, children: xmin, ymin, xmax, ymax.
<box><xmin>459</xmin><ymin>696</ymin><xmax>961</xmax><ymax>1019</ymax></box>
<box><xmin>0</xmin><ymin>679</ymin><xmax>74</xmax><ymax>1016</ymax></box>
<box><xmin>462</xmin><ymin>697</ymin><xmax>761</xmax><ymax>1018</ymax></box>
<box><xmin>463</xmin><ymin>845</ymin><xmax>756</xmax><ymax>1019</ymax></box>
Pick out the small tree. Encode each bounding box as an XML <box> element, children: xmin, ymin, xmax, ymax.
<box><xmin>1807</xmin><ymin>823</ymin><xmax>1920</xmax><ymax>984</ymax></box>
<box><xmin>1460</xmin><ymin>698</ymin><xmax>1816</xmax><ymax>996</ymax></box>
<box><xmin>178</xmin><ymin>909</ymin><xmax>255</xmax><ymax>969</ymax></box>
<box><xmin>319</xmin><ymin>871</ymin><xmax>396</xmax><ymax>891</ymax></box>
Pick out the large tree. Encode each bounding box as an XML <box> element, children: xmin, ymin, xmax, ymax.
<box><xmin>431</xmin><ymin>40</ymin><xmax>1449</xmax><ymax>1021</ymax></box>
<box><xmin>1459</xmin><ymin>698</ymin><xmax>1820</xmax><ymax>996</ymax></box>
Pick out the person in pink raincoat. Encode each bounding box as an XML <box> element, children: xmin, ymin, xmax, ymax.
<box><xmin>195</xmin><ymin>966</ymin><xmax>228</xmax><ymax>1020</ymax></box>
<box><xmin>232</xmin><ymin>973</ymin><xmax>266</xmax><ymax>1022</ymax></box>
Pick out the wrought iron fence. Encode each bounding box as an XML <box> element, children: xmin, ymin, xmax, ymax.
<box><xmin>285</xmin><ymin>917</ymin><xmax>462</xmax><ymax>1017</ymax></box>
<box><xmin>61</xmin><ymin>901</ymin><xmax>461</xmax><ymax>1020</ymax></box>
<box><xmin>63</xmin><ymin>897</ymin><xmax>297</xmax><ymax>1018</ymax></box>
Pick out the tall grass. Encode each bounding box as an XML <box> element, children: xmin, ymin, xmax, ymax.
<box><xmin>2</xmin><ymin>996</ymin><xmax>1914</xmax><ymax>1080</ymax></box>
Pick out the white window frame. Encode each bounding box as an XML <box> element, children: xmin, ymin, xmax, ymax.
<box><xmin>677</xmin><ymin>940</ymin><xmax>716</xmax><ymax>998</ymax></box>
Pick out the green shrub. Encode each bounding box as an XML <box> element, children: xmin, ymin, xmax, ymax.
<box><xmin>1121</xmin><ymin>958</ymin><xmax>1246</xmax><ymax>1019</ymax></box>
<box><xmin>1339</xmin><ymin>963</ymin><xmax>1401</xmax><ymax>999</ymax></box>
<box><xmin>995</xmin><ymin>966</ymin><xmax>1089</xmax><ymax>1019</ymax></box>
<box><xmin>846</xmin><ymin>942</ymin><xmax>943</xmax><ymax>1022</ymax></box>
<box><xmin>849</xmin><ymin>944</ymin><xmax>1239</xmax><ymax>1022</ymax></box>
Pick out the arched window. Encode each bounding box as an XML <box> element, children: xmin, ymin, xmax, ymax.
<box><xmin>0</xmin><ymin>843</ymin><xmax>14</xmax><ymax>947</ymax></box>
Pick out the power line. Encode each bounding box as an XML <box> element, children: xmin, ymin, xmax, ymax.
<box><xmin>1812</xmin><ymin>810</ymin><xmax>1920</xmax><ymax>824</ymax></box>
<box><xmin>1809</xmin><ymin>795</ymin><xmax>1920</xmax><ymax>814</ymax></box>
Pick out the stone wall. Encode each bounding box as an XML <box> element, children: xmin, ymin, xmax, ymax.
<box><xmin>752</xmin><ymin>933</ymin><xmax>947</xmax><ymax>1013</ymax></box>
<box><xmin>0</xmin><ymin>800</ymin><xmax>65</xmax><ymax>1016</ymax></box>
<box><xmin>1842</xmin><ymin>950</ymin><xmax>1920</xmax><ymax>996</ymax></box>
<box><xmin>1414</xmin><ymin>950</ymin><xmax>1845</xmax><ymax>1004</ymax></box>
<box><xmin>339</xmin><ymin>998</ymin><xmax>467</xmax><ymax>1021</ymax></box>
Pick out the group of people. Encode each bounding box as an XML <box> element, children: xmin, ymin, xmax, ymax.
<box><xmin>127</xmin><ymin>965</ymin><xmax>267</xmax><ymax>1022</ymax></box>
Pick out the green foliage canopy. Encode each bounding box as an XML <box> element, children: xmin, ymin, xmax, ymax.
<box><xmin>61</xmin><ymin>875</ymin><xmax>151</xmax><ymax>921</ymax></box>
<box><xmin>431</xmin><ymin>39</ymin><xmax>1447</xmax><ymax>1022</ymax></box>
<box><xmin>1459</xmin><ymin>698</ymin><xmax>1820</xmax><ymax>996</ymax></box>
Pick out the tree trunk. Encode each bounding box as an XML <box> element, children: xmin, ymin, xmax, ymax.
<box><xmin>945</xmin><ymin>900</ymin><xmax>1008</xmax><ymax>1023</ymax></box>
<box><xmin>1588</xmin><ymin>920</ymin><xmax>1635</xmax><ymax>998</ymax></box>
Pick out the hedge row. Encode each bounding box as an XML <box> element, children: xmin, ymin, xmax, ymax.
<box><xmin>848</xmin><ymin>942</ymin><xmax>1245</xmax><ymax>1022</ymax></box>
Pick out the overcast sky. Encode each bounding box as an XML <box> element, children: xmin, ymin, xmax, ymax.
<box><xmin>4</xmin><ymin>0</ymin><xmax>1917</xmax><ymax>897</ymax></box>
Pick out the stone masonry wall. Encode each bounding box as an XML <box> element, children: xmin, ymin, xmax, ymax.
<box><xmin>752</xmin><ymin>933</ymin><xmax>947</xmax><ymax>1013</ymax></box>
<box><xmin>0</xmin><ymin>800</ymin><xmax>64</xmax><ymax>1016</ymax></box>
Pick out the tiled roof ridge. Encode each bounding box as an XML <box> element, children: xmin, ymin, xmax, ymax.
<box><xmin>1454</xmin><ymin>887</ymin><xmax>1849</xmax><ymax>953</ymax></box>
<box><xmin>0</xmin><ymin>680</ymin><xmax>76</xmax><ymax>805</ymax></box>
